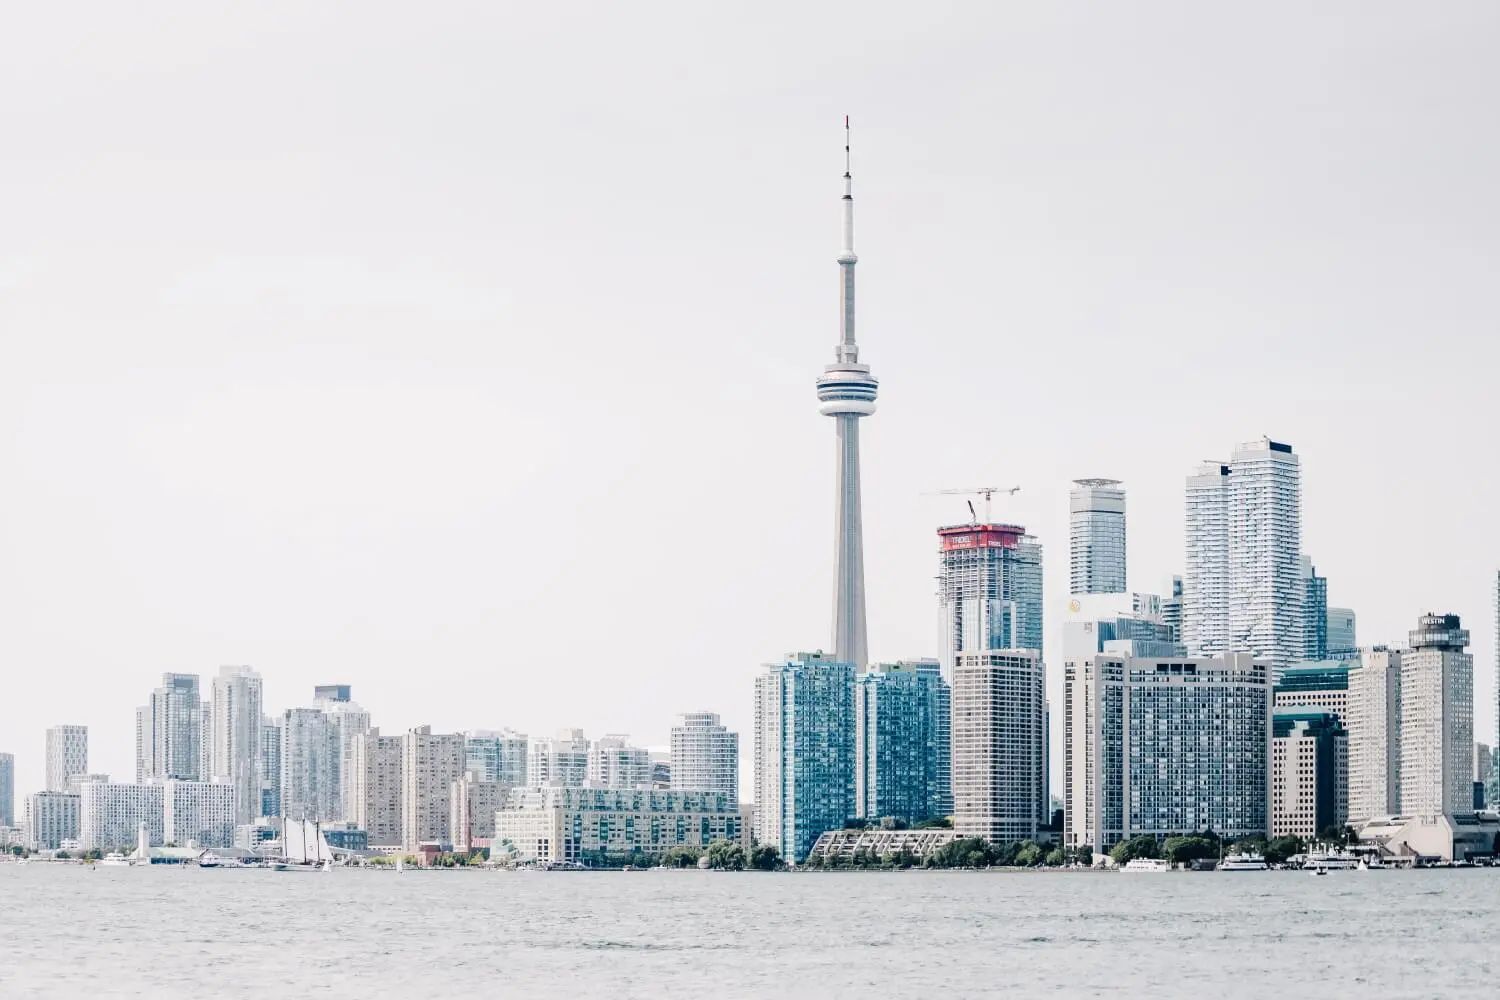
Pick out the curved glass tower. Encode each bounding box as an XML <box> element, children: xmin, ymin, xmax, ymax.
<box><xmin>815</xmin><ymin>119</ymin><xmax>877</xmax><ymax>670</ymax></box>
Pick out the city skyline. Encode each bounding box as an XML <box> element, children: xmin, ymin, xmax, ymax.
<box><xmin>2</xmin><ymin>5</ymin><xmax>1499</xmax><ymax>807</ymax></box>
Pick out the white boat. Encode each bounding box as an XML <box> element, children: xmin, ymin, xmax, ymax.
<box><xmin>275</xmin><ymin>818</ymin><xmax>337</xmax><ymax>872</ymax></box>
<box><xmin>1358</xmin><ymin>855</ymin><xmax>1386</xmax><ymax>870</ymax></box>
<box><xmin>98</xmin><ymin>852</ymin><xmax>132</xmax><ymax>867</ymax></box>
<box><xmin>1304</xmin><ymin>850</ymin><xmax>1358</xmax><ymax>870</ymax></box>
<box><xmin>1121</xmin><ymin>858</ymin><xmax>1171</xmax><ymax>873</ymax></box>
<box><xmin>1218</xmin><ymin>852</ymin><xmax>1268</xmax><ymax>871</ymax></box>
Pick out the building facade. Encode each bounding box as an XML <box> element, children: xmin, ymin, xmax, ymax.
<box><xmin>669</xmin><ymin>713</ymin><xmax>739</xmax><ymax>802</ymax></box>
<box><xmin>1300</xmin><ymin>557</ymin><xmax>1328</xmax><ymax>661</ymax></box>
<box><xmin>1327</xmin><ymin>607</ymin><xmax>1358</xmax><ymax>660</ymax></box>
<box><xmin>351</xmin><ymin>729</ymin><xmax>403</xmax><ymax>848</ymax></box>
<box><xmin>25</xmin><ymin>791</ymin><xmax>80</xmax><ymax>850</ymax></box>
<box><xmin>952</xmin><ymin>649</ymin><xmax>1045</xmax><ymax>845</ymax></box>
<box><xmin>937</xmin><ymin>523</ymin><xmax>1043</xmax><ymax>682</ymax></box>
<box><xmin>753</xmin><ymin>652</ymin><xmax>855</xmax><ymax>864</ymax></box>
<box><xmin>140</xmin><ymin>674</ymin><xmax>201</xmax><ymax>782</ymax></box>
<box><xmin>0</xmin><ymin>753</ymin><xmax>12</xmax><ymax>828</ymax></box>
<box><xmin>449</xmin><ymin>776</ymin><xmax>508</xmax><ymax>852</ymax></box>
<box><xmin>528</xmin><ymin>730</ymin><xmax>590</xmax><ymax>788</ymax></box>
<box><xmin>45</xmin><ymin>725</ymin><xmax>89</xmax><ymax>793</ymax></box>
<box><xmin>587</xmin><ymin>735</ymin><xmax>651</xmax><ymax>790</ymax></box>
<box><xmin>280</xmin><ymin>707</ymin><xmax>341</xmax><ymax>823</ymax></box>
<box><xmin>1397</xmin><ymin>614</ymin><xmax>1473</xmax><ymax>816</ymax></box>
<box><xmin>855</xmin><ymin>660</ymin><xmax>950</xmax><ymax>823</ymax></box>
<box><xmin>259</xmin><ymin>717</ymin><xmax>282</xmax><ymax>819</ymax></box>
<box><xmin>211</xmin><ymin>666</ymin><xmax>263</xmax><ymax>825</ymax></box>
<box><xmin>465</xmin><ymin>730</ymin><xmax>529</xmax><ymax>786</ymax></box>
<box><xmin>1069</xmin><ymin>479</ymin><xmax>1126</xmax><ymax>595</ymax></box>
<box><xmin>79</xmin><ymin>781</ymin><xmax>165</xmax><ymax>852</ymax></box>
<box><xmin>310</xmin><ymin>685</ymin><xmax>371</xmax><ymax>822</ymax></box>
<box><xmin>1271</xmin><ymin>711</ymin><xmax>1347</xmax><ymax>838</ymax></box>
<box><xmin>494</xmin><ymin>787</ymin><xmax>752</xmax><ymax>865</ymax></box>
<box><xmin>162</xmin><ymin>780</ymin><xmax>236</xmax><ymax>848</ymax></box>
<box><xmin>1346</xmin><ymin>647</ymin><xmax>1402</xmax><ymax>823</ymax></box>
<box><xmin>401</xmin><ymin>726</ymin><xmax>465</xmax><ymax>850</ymax></box>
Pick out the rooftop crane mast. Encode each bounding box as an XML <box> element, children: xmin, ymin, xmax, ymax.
<box><xmin>924</xmin><ymin>486</ymin><xmax>1021</xmax><ymax>525</ymax></box>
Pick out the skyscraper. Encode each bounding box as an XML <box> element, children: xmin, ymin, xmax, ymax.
<box><xmin>1398</xmin><ymin>613</ymin><xmax>1473</xmax><ymax>816</ymax></box>
<box><xmin>1184</xmin><ymin>438</ymin><xmax>1303</xmax><ymax>671</ymax></box>
<box><xmin>259</xmin><ymin>716</ymin><xmax>282</xmax><ymax>818</ymax></box>
<box><xmin>1069</xmin><ymin>479</ymin><xmax>1126</xmax><ymax>595</ymax></box>
<box><xmin>211</xmin><ymin>666</ymin><xmax>263</xmax><ymax>825</ymax></box>
<box><xmin>952</xmin><ymin>650</ymin><xmax>1046</xmax><ymax>844</ymax></box>
<box><xmin>854</xmin><ymin>660</ymin><xmax>949</xmax><ymax>823</ymax></box>
<box><xmin>400</xmin><ymin>725</ymin><xmax>465</xmax><ymax>851</ymax></box>
<box><xmin>1347</xmin><ymin>647</ymin><xmax>1401</xmax><ymax>823</ymax></box>
<box><xmin>669</xmin><ymin>713</ymin><xmax>739</xmax><ymax>802</ymax></box>
<box><xmin>0</xmin><ymin>753</ymin><xmax>13</xmax><ymax>827</ymax></box>
<box><xmin>465</xmin><ymin>729</ymin><xmax>529</xmax><ymax>786</ymax></box>
<box><xmin>280</xmin><ymin>708</ymin><xmax>340</xmax><ymax>822</ymax></box>
<box><xmin>753</xmin><ymin>651</ymin><xmax>855</xmax><ymax>863</ymax></box>
<box><xmin>527</xmin><ymin>730</ymin><xmax>590</xmax><ymax>788</ymax></box>
<box><xmin>44</xmin><ymin>725</ymin><xmax>88</xmax><ymax>793</ymax></box>
<box><xmin>139</xmin><ymin>674</ymin><xmax>201</xmax><ymax>781</ymax></box>
<box><xmin>351</xmin><ymin>729</ymin><xmax>403</xmax><ymax>848</ymax></box>
<box><xmin>815</xmin><ymin>120</ymin><xmax>878</xmax><ymax>670</ymax></box>
<box><xmin>1327</xmin><ymin>607</ymin><xmax>1358</xmax><ymax>660</ymax></box>
<box><xmin>310</xmin><ymin>685</ymin><xmax>371</xmax><ymax>821</ymax></box>
<box><xmin>937</xmin><ymin>523</ymin><xmax>1043</xmax><ymax>681</ymax></box>
<box><xmin>1161</xmin><ymin>575</ymin><xmax>1184</xmax><ymax>645</ymax></box>
<box><xmin>1271</xmin><ymin>711</ymin><xmax>1347</xmax><ymax>838</ymax></box>
<box><xmin>1300</xmin><ymin>557</ymin><xmax>1328</xmax><ymax>661</ymax></box>
<box><xmin>587</xmin><ymin>734</ymin><xmax>651</xmax><ymax>789</ymax></box>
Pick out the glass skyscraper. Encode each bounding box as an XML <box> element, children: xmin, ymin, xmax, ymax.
<box><xmin>1300</xmin><ymin>556</ymin><xmax>1328</xmax><ymax>661</ymax></box>
<box><xmin>753</xmin><ymin>652</ymin><xmax>855</xmax><ymax>863</ymax></box>
<box><xmin>1069</xmin><ymin>479</ymin><xmax>1126</xmax><ymax>595</ymax></box>
<box><xmin>854</xmin><ymin>660</ymin><xmax>950</xmax><ymax>823</ymax></box>
<box><xmin>937</xmin><ymin>523</ymin><xmax>1043</xmax><ymax>682</ymax></box>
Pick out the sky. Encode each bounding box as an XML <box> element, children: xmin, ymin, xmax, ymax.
<box><xmin>2</xmin><ymin>1</ymin><xmax>1498</xmax><ymax>804</ymax></box>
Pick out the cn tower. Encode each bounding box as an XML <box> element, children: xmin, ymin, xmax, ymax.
<box><xmin>815</xmin><ymin>118</ymin><xmax>877</xmax><ymax>669</ymax></box>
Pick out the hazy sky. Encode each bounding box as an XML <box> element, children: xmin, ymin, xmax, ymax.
<box><xmin>3</xmin><ymin>2</ymin><xmax>1497</xmax><ymax>801</ymax></box>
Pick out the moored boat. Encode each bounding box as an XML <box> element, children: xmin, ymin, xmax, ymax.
<box><xmin>1121</xmin><ymin>858</ymin><xmax>1171</xmax><ymax>873</ymax></box>
<box><xmin>1217</xmin><ymin>852</ymin><xmax>1268</xmax><ymax>871</ymax></box>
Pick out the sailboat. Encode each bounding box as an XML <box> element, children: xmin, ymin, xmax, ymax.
<box><xmin>275</xmin><ymin>817</ymin><xmax>336</xmax><ymax>872</ymax></box>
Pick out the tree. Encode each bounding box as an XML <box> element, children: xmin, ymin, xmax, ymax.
<box><xmin>749</xmin><ymin>844</ymin><xmax>782</xmax><ymax>871</ymax></box>
<box><xmin>1044</xmin><ymin>847</ymin><xmax>1066</xmax><ymax>867</ymax></box>
<box><xmin>1265</xmin><ymin>836</ymin><xmax>1304</xmax><ymax>865</ymax></box>
<box><xmin>1015</xmin><ymin>842</ymin><xmax>1043</xmax><ymax>867</ymax></box>
<box><xmin>1163</xmin><ymin>835</ymin><xmax>1219</xmax><ymax>866</ymax></box>
<box><xmin>55</xmin><ymin>851</ymin><xmax>71</xmax><ymax>860</ymax></box>
<box><xmin>1109</xmin><ymin>835</ymin><xmax>1161</xmax><ymax>865</ymax></box>
<box><xmin>1072</xmin><ymin>845</ymin><xmax>1094</xmax><ymax>868</ymax></box>
<box><xmin>914</xmin><ymin>817</ymin><xmax>953</xmax><ymax>830</ymax></box>
<box><xmin>705</xmin><ymin>839</ymin><xmax>746</xmax><ymax>871</ymax></box>
<box><xmin>661</xmin><ymin>845</ymin><xmax>704</xmax><ymax>868</ymax></box>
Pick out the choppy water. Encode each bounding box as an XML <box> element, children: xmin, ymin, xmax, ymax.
<box><xmin>0</xmin><ymin>864</ymin><xmax>1494</xmax><ymax>998</ymax></box>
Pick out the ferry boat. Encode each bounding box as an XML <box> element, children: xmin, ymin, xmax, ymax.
<box><xmin>98</xmin><ymin>852</ymin><xmax>133</xmax><ymax>867</ymax></box>
<box><xmin>1303</xmin><ymin>850</ymin><xmax>1358</xmax><ymax>870</ymax></box>
<box><xmin>1217</xmin><ymin>852</ymin><xmax>1268</xmax><ymax>871</ymax></box>
<box><xmin>1121</xmin><ymin>858</ymin><xmax>1171</xmax><ymax>873</ymax></box>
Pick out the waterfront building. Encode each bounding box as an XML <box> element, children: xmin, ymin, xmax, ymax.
<box><xmin>139</xmin><ymin>674</ymin><xmax>201</xmax><ymax>782</ymax></box>
<box><xmin>79</xmin><ymin>781</ymin><xmax>164</xmax><ymax>852</ymax></box>
<box><xmin>1347</xmin><ymin>647</ymin><xmax>1402</xmax><ymax>823</ymax></box>
<box><xmin>310</xmin><ymin>685</ymin><xmax>371</xmax><ymax>821</ymax></box>
<box><xmin>1160</xmin><ymin>576</ymin><xmax>1184</xmax><ymax>646</ymax></box>
<box><xmin>1184</xmin><ymin>439</ymin><xmax>1303</xmax><ymax>671</ymax></box>
<box><xmin>753</xmin><ymin>651</ymin><xmax>856</xmax><ymax>864</ymax></box>
<box><xmin>280</xmin><ymin>707</ymin><xmax>340</xmax><ymax>822</ymax></box>
<box><xmin>211</xmin><ymin>666</ymin><xmax>264</xmax><ymax>825</ymax></box>
<box><xmin>401</xmin><ymin>726</ymin><xmax>465</xmax><ymax>851</ymax></box>
<box><xmin>45</xmin><ymin>725</ymin><xmax>89</xmax><ymax>792</ymax></box>
<box><xmin>1397</xmin><ymin>614</ymin><xmax>1473</xmax><ymax>816</ymax></box>
<box><xmin>952</xmin><ymin>649</ymin><xmax>1045</xmax><ymax>845</ymax></box>
<box><xmin>855</xmin><ymin>660</ymin><xmax>949</xmax><ymax>823</ymax></box>
<box><xmin>0</xmin><ymin>753</ymin><xmax>13</xmax><ymax>827</ymax></box>
<box><xmin>816</xmin><ymin>120</ymin><xmax>878</xmax><ymax>670</ymax></box>
<box><xmin>1063</xmin><ymin>651</ymin><xmax>1271</xmax><ymax>849</ymax></box>
<box><xmin>1271</xmin><ymin>711</ymin><xmax>1347</xmax><ymax>838</ymax></box>
<box><xmin>1300</xmin><ymin>558</ymin><xmax>1328</xmax><ymax>661</ymax></box>
<box><xmin>1475</xmin><ymin>743</ymin><xmax>1493</xmax><ymax>810</ymax></box>
<box><xmin>669</xmin><ymin>713</ymin><xmax>739</xmax><ymax>802</ymax></box>
<box><xmin>25</xmin><ymin>791</ymin><xmax>79</xmax><ymax>850</ymax></box>
<box><xmin>937</xmin><ymin>523</ymin><xmax>1043</xmax><ymax>682</ymax></box>
<box><xmin>587</xmin><ymin>734</ymin><xmax>651</xmax><ymax>789</ymax></box>
<box><xmin>808</xmin><ymin>825</ymin><xmax>960</xmax><ymax>863</ymax></box>
<box><xmin>494</xmin><ymin>787</ymin><xmax>752</xmax><ymax>865</ymax></box>
<box><xmin>162</xmin><ymin>780</ymin><xmax>236</xmax><ymax>848</ymax></box>
<box><xmin>1327</xmin><ymin>607</ymin><xmax>1358</xmax><ymax>660</ymax></box>
<box><xmin>465</xmin><ymin>729</ymin><xmax>529</xmax><ymax>786</ymax></box>
<box><xmin>259</xmin><ymin>717</ymin><xmax>282</xmax><ymax>818</ymax></box>
<box><xmin>1358</xmin><ymin>811</ymin><xmax>1500</xmax><ymax>864</ymax></box>
<box><xmin>1069</xmin><ymin>479</ymin><xmax>1126</xmax><ymax>595</ymax></box>
<box><xmin>350</xmin><ymin>729</ymin><xmax>403</xmax><ymax>848</ymax></box>
<box><xmin>528</xmin><ymin>730</ymin><xmax>590</xmax><ymax>788</ymax></box>
<box><xmin>449</xmin><ymin>775</ymin><xmax>507</xmax><ymax>852</ymax></box>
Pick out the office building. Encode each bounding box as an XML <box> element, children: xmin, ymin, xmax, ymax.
<box><xmin>350</xmin><ymin>729</ymin><xmax>403</xmax><ymax>848</ymax></box>
<box><xmin>952</xmin><ymin>649</ymin><xmax>1046</xmax><ymax>844</ymax></box>
<box><xmin>669</xmin><ymin>713</ymin><xmax>739</xmax><ymax>802</ymax></box>
<box><xmin>401</xmin><ymin>726</ymin><xmax>465</xmax><ymax>850</ymax></box>
<box><xmin>1347</xmin><ymin>647</ymin><xmax>1402</xmax><ymax>823</ymax></box>
<box><xmin>162</xmin><ymin>780</ymin><xmax>236</xmax><ymax>848</ymax></box>
<box><xmin>79</xmin><ymin>781</ymin><xmax>164</xmax><ymax>852</ymax></box>
<box><xmin>1271</xmin><ymin>711</ymin><xmax>1347</xmax><ymax>838</ymax></box>
<box><xmin>1397</xmin><ymin>614</ymin><xmax>1473</xmax><ymax>816</ymax></box>
<box><xmin>495</xmin><ymin>787</ymin><xmax>751</xmax><ymax>866</ymax></box>
<box><xmin>587</xmin><ymin>735</ymin><xmax>652</xmax><ymax>789</ymax></box>
<box><xmin>211</xmin><ymin>666</ymin><xmax>263</xmax><ymax>825</ymax></box>
<box><xmin>25</xmin><ymin>791</ymin><xmax>80</xmax><ymax>851</ymax></box>
<box><xmin>753</xmin><ymin>651</ymin><xmax>856</xmax><ymax>864</ymax></box>
<box><xmin>937</xmin><ymin>523</ymin><xmax>1043</xmax><ymax>682</ymax></box>
<box><xmin>1274</xmin><ymin>662</ymin><xmax>1353</xmax><ymax>719</ymax></box>
<box><xmin>1160</xmin><ymin>576</ymin><xmax>1184</xmax><ymax>646</ymax></box>
<box><xmin>1327</xmin><ymin>607</ymin><xmax>1358</xmax><ymax>660</ymax></box>
<box><xmin>855</xmin><ymin>660</ymin><xmax>949</xmax><ymax>823</ymax></box>
<box><xmin>0</xmin><ymin>753</ymin><xmax>11</xmax><ymax>828</ymax></box>
<box><xmin>528</xmin><ymin>730</ymin><xmax>590</xmax><ymax>788</ymax></box>
<box><xmin>1069</xmin><ymin>479</ymin><xmax>1126</xmax><ymax>595</ymax></box>
<box><xmin>816</xmin><ymin>120</ymin><xmax>878</xmax><ymax>670</ymax></box>
<box><xmin>465</xmin><ymin>729</ymin><xmax>529</xmax><ymax>786</ymax></box>
<box><xmin>1184</xmin><ymin>438</ymin><xmax>1303</xmax><ymax>671</ymax></box>
<box><xmin>1064</xmin><ymin>651</ymin><xmax>1271</xmax><ymax>849</ymax></box>
<box><xmin>45</xmin><ymin>725</ymin><xmax>89</xmax><ymax>793</ymax></box>
<box><xmin>1300</xmin><ymin>557</ymin><xmax>1328</xmax><ymax>661</ymax></box>
<box><xmin>259</xmin><ymin>717</ymin><xmax>282</xmax><ymax>818</ymax></box>
<box><xmin>1476</xmin><ymin>743</ymin><xmax>1493</xmax><ymax>810</ymax></box>
<box><xmin>449</xmin><ymin>775</ymin><xmax>507</xmax><ymax>852</ymax></box>
<box><xmin>280</xmin><ymin>708</ymin><xmax>340</xmax><ymax>822</ymax></box>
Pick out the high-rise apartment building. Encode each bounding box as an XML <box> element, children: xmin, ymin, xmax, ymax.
<box><xmin>138</xmin><ymin>674</ymin><xmax>201</xmax><ymax>782</ymax></box>
<box><xmin>528</xmin><ymin>730</ymin><xmax>590</xmax><ymax>788</ymax></box>
<box><xmin>162</xmin><ymin>780</ymin><xmax>236</xmax><ymax>848</ymax></box>
<box><xmin>310</xmin><ymin>685</ymin><xmax>371</xmax><ymax>821</ymax></box>
<box><xmin>855</xmin><ymin>660</ymin><xmax>950</xmax><ymax>823</ymax></box>
<box><xmin>400</xmin><ymin>726</ymin><xmax>465</xmax><ymax>851</ymax></box>
<box><xmin>669</xmin><ymin>713</ymin><xmax>739</xmax><ymax>802</ymax></box>
<box><xmin>79</xmin><ymin>781</ymin><xmax>164</xmax><ymax>852</ymax></box>
<box><xmin>211</xmin><ymin>666</ymin><xmax>263</xmax><ymax>825</ymax></box>
<box><xmin>1475</xmin><ymin>743</ymin><xmax>1493</xmax><ymax>810</ymax></box>
<box><xmin>817</xmin><ymin>121</ymin><xmax>878</xmax><ymax>670</ymax></box>
<box><xmin>1347</xmin><ymin>647</ymin><xmax>1402</xmax><ymax>823</ymax></box>
<box><xmin>198</xmin><ymin>700</ymin><xmax>213</xmax><ymax>784</ymax></box>
<box><xmin>587</xmin><ymin>735</ymin><xmax>652</xmax><ymax>789</ymax></box>
<box><xmin>1161</xmin><ymin>576</ymin><xmax>1184</xmax><ymax>646</ymax></box>
<box><xmin>753</xmin><ymin>651</ymin><xmax>855</xmax><ymax>864</ymax></box>
<box><xmin>1069</xmin><ymin>479</ymin><xmax>1126</xmax><ymax>595</ymax></box>
<box><xmin>1398</xmin><ymin>614</ymin><xmax>1473</xmax><ymax>816</ymax></box>
<box><xmin>351</xmin><ymin>729</ymin><xmax>403</xmax><ymax>848</ymax></box>
<box><xmin>259</xmin><ymin>717</ymin><xmax>282</xmax><ymax>818</ymax></box>
<box><xmin>952</xmin><ymin>649</ymin><xmax>1046</xmax><ymax>845</ymax></box>
<box><xmin>937</xmin><ymin>523</ymin><xmax>1043</xmax><ymax>682</ymax></box>
<box><xmin>44</xmin><ymin>725</ymin><xmax>88</xmax><ymax>792</ymax></box>
<box><xmin>1300</xmin><ymin>557</ymin><xmax>1328</xmax><ymax>661</ymax></box>
<box><xmin>25</xmin><ymin>791</ymin><xmax>80</xmax><ymax>850</ymax></box>
<box><xmin>1271</xmin><ymin>711</ymin><xmax>1347</xmax><ymax>838</ymax></box>
<box><xmin>465</xmin><ymin>730</ymin><xmax>529</xmax><ymax>786</ymax></box>
<box><xmin>0</xmin><ymin>754</ymin><xmax>14</xmax><ymax>827</ymax></box>
<box><xmin>449</xmin><ymin>775</ymin><xmax>507</xmax><ymax>852</ymax></box>
<box><xmin>1064</xmin><ymin>651</ymin><xmax>1270</xmax><ymax>849</ymax></box>
<box><xmin>1184</xmin><ymin>439</ymin><xmax>1303</xmax><ymax>671</ymax></box>
<box><xmin>280</xmin><ymin>708</ymin><xmax>341</xmax><ymax>822</ymax></box>
<box><xmin>1326</xmin><ymin>608</ymin><xmax>1358</xmax><ymax>660</ymax></box>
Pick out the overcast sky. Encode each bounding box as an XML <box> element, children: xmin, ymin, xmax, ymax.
<box><xmin>3</xmin><ymin>2</ymin><xmax>1497</xmax><ymax>801</ymax></box>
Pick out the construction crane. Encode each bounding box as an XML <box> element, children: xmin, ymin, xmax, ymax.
<box><xmin>924</xmin><ymin>486</ymin><xmax>1021</xmax><ymax>525</ymax></box>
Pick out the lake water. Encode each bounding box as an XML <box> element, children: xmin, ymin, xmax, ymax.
<box><xmin>0</xmin><ymin>865</ymin><xmax>1494</xmax><ymax>998</ymax></box>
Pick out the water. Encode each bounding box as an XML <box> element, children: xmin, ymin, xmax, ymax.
<box><xmin>1</xmin><ymin>865</ymin><xmax>1494</xmax><ymax>998</ymax></box>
